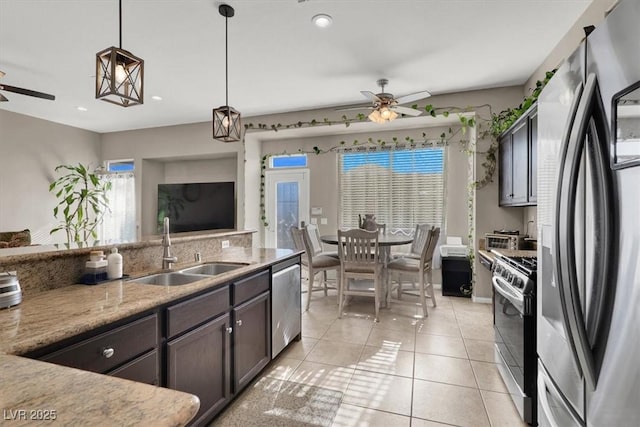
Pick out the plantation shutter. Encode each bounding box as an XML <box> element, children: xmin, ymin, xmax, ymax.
<box><xmin>338</xmin><ymin>146</ymin><xmax>445</xmax><ymax>231</ymax></box>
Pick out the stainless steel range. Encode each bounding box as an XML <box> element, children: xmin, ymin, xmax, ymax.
<box><xmin>492</xmin><ymin>253</ymin><xmax>537</xmax><ymax>425</ymax></box>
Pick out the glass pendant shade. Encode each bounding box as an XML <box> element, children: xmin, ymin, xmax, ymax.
<box><xmin>368</xmin><ymin>105</ymin><xmax>398</xmax><ymax>124</ymax></box>
<box><xmin>96</xmin><ymin>46</ymin><xmax>144</xmax><ymax>107</ymax></box>
<box><xmin>213</xmin><ymin>105</ymin><xmax>242</xmax><ymax>142</ymax></box>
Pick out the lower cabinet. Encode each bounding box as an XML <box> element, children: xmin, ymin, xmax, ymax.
<box><xmin>32</xmin><ymin>260</ymin><xmax>300</xmax><ymax>426</ymax></box>
<box><xmin>232</xmin><ymin>291</ymin><xmax>271</xmax><ymax>393</ymax></box>
<box><xmin>40</xmin><ymin>313</ymin><xmax>159</xmax><ymax>385</ymax></box>
<box><xmin>167</xmin><ymin>313</ymin><xmax>231</xmax><ymax>425</ymax></box>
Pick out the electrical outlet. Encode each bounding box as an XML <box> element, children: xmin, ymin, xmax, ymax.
<box><xmin>221</xmin><ymin>240</ymin><xmax>230</xmax><ymax>249</ymax></box>
<box><xmin>320</xmin><ymin>217</ymin><xmax>328</xmax><ymax>225</ymax></box>
<box><xmin>310</xmin><ymin>217</ymin><xmax>318</xmax><ymax>225</ymax></box>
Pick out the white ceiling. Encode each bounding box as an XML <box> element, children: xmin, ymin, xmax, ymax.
<box><xmin>0</xmin><ymin>0</ymin><xmax>591</xmax><ymax>134</ymax></box>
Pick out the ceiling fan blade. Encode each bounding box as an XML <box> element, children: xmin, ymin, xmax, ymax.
<box><xmin>0</xmin><ymin>93</ymin><xmax>8</xmax><ymax>102</ymax></box>
<box><xmin>360</xmin><ymin>91</ymin><xmax>381</xmax><ymax>102</ymax></box>
<box><xmin>395</xmin><ymin>90</ymin><xmax>431</xmax><ymax>105</ymax></box>
<box><xmin>335</xmin><ymin>105</ymin><xmax>373</xmax><ymax>112</ymax></box>
<box><xmin>393</xmin><ymin>105</ymin><xmax>423</xmax><ymax>117</ymax></box>
<box><xmin>0</xmin><ymin>84</ymin><xmax>55</xmax><ymax>101</ymax></box>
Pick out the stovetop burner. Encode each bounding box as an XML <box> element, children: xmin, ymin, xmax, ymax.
<box><xmin>493</xmin><ymin>255</ymin><xmax>537</xmax><ymax>295</ymax></box>
<box><xmin>506</xmin><ymin>256</ymin><xmax>537</xmax><ymax>272</ymax></box>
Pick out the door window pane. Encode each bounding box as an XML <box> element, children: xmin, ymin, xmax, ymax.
<box><xmin>276</xmin><ymin>182</ymin><xmax>299</xmax><ymax>249</ymax></box>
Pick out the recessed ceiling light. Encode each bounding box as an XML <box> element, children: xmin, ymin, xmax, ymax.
<box><xmin>151</xmin><ymin>95</ymin><xmax>163</xmax><ymax>101</ymax></box>
<box><xmin>76</xmin><ymin>106</ymin><xmax>88</xmax><ymax>111</ymax></box>
<box><xmin>312</xmin><ymin>14</ymin><xmax>332</xmax><ymax>28</ymax></box>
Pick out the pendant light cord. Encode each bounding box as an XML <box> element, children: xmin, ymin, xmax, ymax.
<box><xmin>225</xmin><ymin>13</ymin><xmax>229</xmax><ymax>106</ymax></box>
<box><xmin>118</xmin><ymin>0</ymin><xmax>122</xmax><ymax>48</ymax></box>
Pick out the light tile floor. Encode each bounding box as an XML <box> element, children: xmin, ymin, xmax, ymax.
<box><xmin>215</xmin><ymin>289</ymin><xmax>527</xmax><ymax>427</ymax></box>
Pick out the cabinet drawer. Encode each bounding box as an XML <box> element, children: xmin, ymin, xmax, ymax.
<box><xmin>41</xmin><ymin>314</ymin><xmax>158</xmax><ymax>374</ymax></box>
<box><xmin>233</xmin><ymin>270</ymin><xmax>270</xmax><ymax>305</ymax></box>
<box><xmin>107</xmin><ymin>349</ymin><xmax>159</xmax><ymax>385</ymax></box>
<box><xmin>167</xmin><ymin>286</ymin><xmax>230</xmax><ymax>338</ymax></box>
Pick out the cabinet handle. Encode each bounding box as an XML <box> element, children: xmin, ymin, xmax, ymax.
<box><xmin>102</xmin><ymin>347</ymin><xmax>115</xmax><ymax>358</ymax></box>
<box><xmin>236</xmin><ymin>320</ymin><xmax>243</xmax><ymax>326</ymax></box>
<box><xmin>226</xmin><ymin>327</ymin><xmax>233</xmax><ymax>334</ymax></box>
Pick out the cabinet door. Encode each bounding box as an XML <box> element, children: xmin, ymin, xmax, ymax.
<box><xmin>511</xmin><ymin>120</ymin><xmax>529</xmax><ymax>204</ymax></box>
<box><xmin>233</xmin><ymin>291</ymin><xmax>271</xmax><ymax>393</ymax></box>
<box><xmin>528</xmin><ymin>110</ymin><xmax>538</xmax><ymax>203</ymax></box>
<box><xmin>499</xmin><ymin>134</ymin><xmax>513</xmax><ymax>205</ymax></box>
<box><xmin>167</xmin><ymin>313</ymin><xmax>231</xmax><ymax>425</ymax></box>
<box><xmin>107</xmin><ymin>349</ymin><xmax>159</xmax><ymax>385</ymax></box>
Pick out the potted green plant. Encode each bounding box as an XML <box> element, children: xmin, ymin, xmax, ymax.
<box><xmin>49</xmin><ymin>163</ymin><xmax>112</xmax><ymax>245</ymax></box>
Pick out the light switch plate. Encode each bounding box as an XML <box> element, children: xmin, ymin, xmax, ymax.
<box><xmin>221</xmin><ymin>240</ymin><xmax>230</xmax><ymax>248</ymax></box>
<box><xmin>310</xmin><ymin>217</ymin><xmax>318</xmax><ymax>225</ymax></box>
<box><xmin>320</xmin><ymin>218</ymin><xmax>328</xmax><ymax>225</ymax></box>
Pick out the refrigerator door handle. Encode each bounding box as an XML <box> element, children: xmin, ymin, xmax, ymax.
<box><xmin>555</xmin><ymin>73</ymin><xmax>611</xmax><ymax>391</ymax></box>
<box><xmin>554</xmin><ymin>80</ymin><xmax>585</xmax><ymax>380</ymax></box>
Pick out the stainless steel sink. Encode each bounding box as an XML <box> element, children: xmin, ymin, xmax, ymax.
<box><xmin>129</xmin><ymin>272</ymin><xmax>205</xmax><ymax>286</ymax></box>
<box><xmin>179</xmin><ymin>263</ymin><xmax>245</xmax><ymax>276</ymax></box>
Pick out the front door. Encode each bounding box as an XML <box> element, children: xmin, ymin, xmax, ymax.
<box><xmin>264</xmin><ymin>169</ymin><xmax>310</xmax><ymax>249</ymax></box>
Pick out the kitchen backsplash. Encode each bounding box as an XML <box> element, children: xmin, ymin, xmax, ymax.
<box><xmin>0</xmin><ymin>231</ymin><xmax>253</xmax><ymax>296</ymax></box>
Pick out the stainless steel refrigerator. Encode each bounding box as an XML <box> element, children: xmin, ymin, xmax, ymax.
<box><xmin>537</xmin><ymin>0</ymin><xmax>640</xmax><ymax>425</ymax></box>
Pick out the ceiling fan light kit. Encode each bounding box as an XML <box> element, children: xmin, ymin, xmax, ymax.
<box><xmin>95</xmin><ymin>0</ymin><xmax>144</xmax><ymax>107</ymax></box>
<box><xmin>337</xmin><ymin>78</ymin><xmax>429</xmax><ymax>124</ymax></box>
<box><xmin>212</xmin><ymin>4</ymin><xmax>242</xmax><ymax>143</ymax></box>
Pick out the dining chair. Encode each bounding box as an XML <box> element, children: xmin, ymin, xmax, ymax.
<box><xmin>306</xmin><ymin>223</ymin><xmax>338</xmax><ymax>258</ymax></box>
<box><xmin>393</xmin><ymin>223</ymin><xmax>431</xmax><ymax>260</ymax></box>
<box><xmin>375</xmin><ymin>222</ymin><xmax>386</xmax><ymax>235</ymax></box>
<box><xmin>290</xmin><ymin>226</ymin><xmax>341</xmax><ymax>311</ymax></box>
<box><xmin>387</xmin><ymin>226</ymin><xmax>440</xmax><ymax>317</ymax></box>
<box><xmin>337</xmin><ymin>228</ymin><xmax>383</xmax><ymax>321</ymax></box>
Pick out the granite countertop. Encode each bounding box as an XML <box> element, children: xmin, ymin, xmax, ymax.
<box><xmin>1</xmin><ymin>354</ymin><xmax>200</xmax><ymax>426</ymax></box>
<box><xmin>0</xmin><ymin>247</ymin><xmax>297</xmax><ymax>355</ymax></box>
<box><xmin>0</xmin><ymin>246</ymin><xmax>299</xmax><ymax>426</ymax></box>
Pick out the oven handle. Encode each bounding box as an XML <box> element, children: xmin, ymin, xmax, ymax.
<box><xmin>492</xmin><ymin>275</ymin><xmax>524</xmax><ymax>315</ymax></box>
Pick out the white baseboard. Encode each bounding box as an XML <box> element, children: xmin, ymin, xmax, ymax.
<box><xmin>472</xmin><ymin>295</ymin><xmax>492</xmax><ymax>304</ymax></box>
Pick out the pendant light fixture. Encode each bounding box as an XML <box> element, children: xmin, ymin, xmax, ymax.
<box><xmin>96</xmin><ymin>0</ymin><xmax>144</xmax><ymax>107</ymax></box>
<box><xmin>213</xmin><ymin>4</ymin><xmax>242</xmax><ymax>142</ymax></box>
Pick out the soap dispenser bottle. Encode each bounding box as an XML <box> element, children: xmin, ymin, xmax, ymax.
<box><xmin>107</xmin><ymin>248</ymin><xmax>123</xmax><ymax>279</ymax></box>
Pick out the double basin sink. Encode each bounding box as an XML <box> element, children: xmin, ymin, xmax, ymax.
<box><xmin>129</xmin><ymin>263</ymin><xmax>246</xmax><ymax>286</ymax></box>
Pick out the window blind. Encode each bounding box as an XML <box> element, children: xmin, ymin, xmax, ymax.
<box><xmin>338</xmin><ymin>146</ymin><xmax>445</xmax><ymax>231</ymax></box>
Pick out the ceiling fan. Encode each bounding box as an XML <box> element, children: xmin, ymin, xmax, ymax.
<box><xmin>0</xmin><ymin>71</ymin><xmax>56</xmax><ymax>102</ymax></box>
<box><xmin>338</xmin><ymin>78</ymin><xmax>431</xmax><ymax>123</ymax></box>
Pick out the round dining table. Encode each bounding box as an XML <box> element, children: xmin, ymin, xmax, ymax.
<box><xmin>320</xmin><ymin>233</ymin><xmax>413</xmax><ymax>306</ymax></box>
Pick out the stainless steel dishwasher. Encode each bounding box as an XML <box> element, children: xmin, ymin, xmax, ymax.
<box><xmin>271</xmin><ymin>261</ymin><xmax>301</xmax><ymax>358</ymax></box>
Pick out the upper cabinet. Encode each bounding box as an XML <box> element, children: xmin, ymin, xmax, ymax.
<box><xmin>499</xmin><ymin>104</ymin><xmax>537</xmax><ymax>207</ymax></box>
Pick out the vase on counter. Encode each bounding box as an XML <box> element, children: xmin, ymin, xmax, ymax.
<box><xmin>358</xmin><ymin>214</ymin><xmax>377</xmax><ymax>231</ymax></box>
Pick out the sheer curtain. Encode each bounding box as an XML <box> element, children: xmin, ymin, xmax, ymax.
<box><xmin>99</xmin><ymin>172</ymin><xmax>136</xmax><ymax>243</ymax></box>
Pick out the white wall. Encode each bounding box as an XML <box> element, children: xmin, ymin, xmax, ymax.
<box><xmin>525</xmin><ymin>0</ymin><xmax>618</xmax><ymax>94</ymax></box>
<box><xmin>100</xmin><ymin>121</ymin><xmax>243</xmax><ymax>237</ymax></box>
<box><xmin>0</xmin><ymin>109</ymin><xmax>101</xmax><ymax>244</ymax></box>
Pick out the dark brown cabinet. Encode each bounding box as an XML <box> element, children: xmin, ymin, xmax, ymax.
<box><xmin>31</xmin><ymin>259</ymin><xmax>300</xmax><ymax>426</ymax></box>
<box><xmin>167</xmin><ymin>313</ymin><xmax>231</xmax><ymax>425</ymax></box>
<box><xmin>528</xmin><ymin>109</ymin><xmax>538</xmax><ymax>203</ymax></box>
<box><xmin>232</xmin><ymin>292</ymin><xmax>270</xmax><ymax>393</ymax></box>
<box><xmin>40</xmin><ymin>313</ymin><xmax>159</xmax><ymax>385</ymax></box>
<box><xmin>498</xmin><ymin>104</ymin><xmax>537</xmax><ymax>206</ymax></box>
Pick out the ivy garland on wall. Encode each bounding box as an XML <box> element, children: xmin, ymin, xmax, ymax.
<box><xmin>247</xmin><ymin>70</ymin><xmax>556</xmax><ymax>228</ymax></box>
<box><xmin>247</xmin><ymin>103</ymin><xmax>496</xmax><ymax>228</ymax></box>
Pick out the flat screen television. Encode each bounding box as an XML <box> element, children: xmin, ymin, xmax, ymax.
<box><xmin>157</xmin><ymin>182</ymin><xmax>235</xmax><ymax>233</ymax></box>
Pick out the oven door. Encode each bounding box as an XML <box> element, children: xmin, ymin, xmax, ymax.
<box><xmin>493</xmin><ymin>274</ymin><xmax>526</xmax><ymax>394</ymax></box>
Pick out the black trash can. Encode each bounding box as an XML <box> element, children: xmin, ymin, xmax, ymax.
<box><xmin>441</xmin><ymin>256</ymin><xmax>472</xmax><ymax>297</ymax></box>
